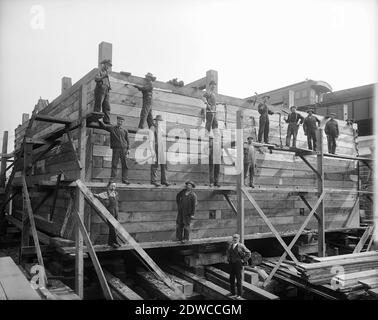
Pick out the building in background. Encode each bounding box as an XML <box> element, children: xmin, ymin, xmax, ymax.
<box><xmin>246</xmin><ymin>79</ymin><xmax>332</xmax><ymax>108</ymax></box>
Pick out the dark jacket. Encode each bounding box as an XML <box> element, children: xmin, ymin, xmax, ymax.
<box><xmin>227</xmin><ymin>242</ymin><xmax>252</xmax><ymax>264</ymax></box>
<box><xmin>95</xmin><ymin>69</ymin><xmax>111</xmax><ymax>90</ymax></box>
<box><xmin>285</xmin><ymin>112</ymin><xmax>304</xmax><ymax>125</ymax></box>
<box><xmin>325</xmin><ymin>119</ymin><xmax>339</xmax><ymax>137</ymax></box>
<box><xmin>303</xmin><ymin>115</ymin><xmax>320</xmax><ymax>133</ymax></box>
<box><xmin>258</xmin><ymin>103</ymin><xmax>274</xmax><ymax>117</ymax></box>
<box><xmin>99</xmin><ymin>122</ymin><xmax>130</xmax><ymax>150</ymax></box>
<box><xmin>176</xmin><ymin>189</ymin><xmax>197</xmax><ymax>224</ymax></box>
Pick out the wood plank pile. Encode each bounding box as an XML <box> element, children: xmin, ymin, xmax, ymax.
<box><xmin>296</xmin><ymin>251</ymin><xmax>378</xmax><ymax>285</ymax></box>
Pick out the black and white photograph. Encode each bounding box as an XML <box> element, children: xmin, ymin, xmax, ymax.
<box><xmin>0</xmin><ymin>0</ymin><xmax>377</xmax><ymax>307</ymax></box>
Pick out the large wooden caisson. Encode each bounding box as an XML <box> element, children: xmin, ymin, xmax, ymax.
<box><xmin>10</xmin><ymin>63</ymin><xmax>361</xmax><ymax>248</ymax></box>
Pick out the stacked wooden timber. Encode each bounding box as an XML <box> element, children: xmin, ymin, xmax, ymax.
<box><xmin>295</xmin><ymin>251</ymin><xmax>378</xmax><ymax>285</ymax></box>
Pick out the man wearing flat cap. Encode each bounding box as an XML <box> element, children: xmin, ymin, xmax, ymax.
<box><xmin>202</xmin><ymin>80</ymin><xmax>219</xmax><ymax>133</ymax></box>
<box><xmin>285</xmin><ymin>106</ymin><xmax>304</xmax><ymax>148</ymax></box>
<box><xmin>149</xmin><ymin>115</ymin><xmax>170</xmax><ymax>187</ymax></box>
<box><xmin>176</xmin><ymin>180</ymin><xmax>198</xmax><ymax>243</ymax></box>
<box><xmin>130</xmin><ymin>72</ymin><xmax>156</xmax><ymax>129</ymax></box>
<box><xmin>257</xmin><ymin>95</ymin><xmax>274</xmax><ymax>144</ymax></box>
<box><xmin>325</xmin><ymin>113</ymin><xmax>339</xmax><ymax>154</ymax></box>
<box><xmin>98</xmin><ymin>116</ymin><xmax>130</xmax><ymax>184</ymax></box>
<box><xmin>94</xmin><ymin>59</ymin><xmax>112</xmax><ymax>124</ymax></box>
<box><xmin>303</xmin><ymin>109</ymin><xmax>320</xmax><ymax>150</ymax></box>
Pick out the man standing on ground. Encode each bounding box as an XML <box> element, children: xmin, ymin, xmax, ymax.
<box><xmin>129</xmin><ymin>73</ymin><xmax>156</xmax><ymax>129</ymax></box>
<box><xmin>98</xmin><ymin>117</ymin><xmax>130</xmax><ymax>184</ymax></box>
<box><xmin>176</xmin><ymin>181</ymin><xmax>197</xmax><ymax>243</ymax></box>
<box><xmin>94</xmin><ymin>59</ymin><xmax>112</xmax><ymax>124</ymax></box>
<box><xmin>150</xmin><ymin>115</ymin><xmax>170</xmax><ymax>187</ymax></box>
<box><xmin>244</xmin><ymin>136</ymin><xmax>256</xmax><ymax>187</ymax></box>
<box><xmin>285</xmin><ymin>106</ymin><xmax>304</xmax><ymax>148</ymax></box>
<box><xmin>227</xmin><ymin>234</ymin><xmax>251</xmax><ymax>299</ymax></box>
<box><xmin>325</xmin><ymin>113</ymin><xmax>339</xmax><ymax>154</ymax></box>
<box><xmin>257</xmin><ymin>95</ymin><xmax>274</xmax><ymax>144</ymax></box>
<box><xmin>303</xmin><ymin>109</ymin><xmax>320</xmax><ymax>150</ymax></box>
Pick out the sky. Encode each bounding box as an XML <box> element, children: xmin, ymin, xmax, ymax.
<box><xmin>0</xmin><ymin>0</ymin><xmax>377</xmax><ymax>151</ymax></box>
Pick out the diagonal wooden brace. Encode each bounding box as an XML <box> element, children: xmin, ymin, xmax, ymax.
<box><xmin>298</xmin><ymin>155</ymin><xmax>321</xmax><ymax>179</ymax></box>
<box><xmin>241</xmin><ymin>187</ymin><xmax>299</xmax><ymax>263</ymax></box>
<box><xmin>75</xmin><ymin>179</ymin><xmax>186</xmax><ymax>299</ymax></box>
<box><xmin>263</xmin><ymin>191</ymin><xmax>326</xmax><ymax>286</ymax></box>
<box><xmin>223</xmin><ymin>193</ymin><xmax>238</xmax><ymax>216</ymax></box>
<box><xmin>73</xmin><ymin>207</ymin><xmax>113</xmax><ymax>300</ymax></box>
<box><xmin>298</xmin><ymin>193</ymin><xmax>320</xmax><ymax>222</ymax></box>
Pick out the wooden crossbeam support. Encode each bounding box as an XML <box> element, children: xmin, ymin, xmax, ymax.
<box><xmin>298</xmin><ymin>155</ymin><xmax>321</xmax><ymax>179</ymax></box>
<box><xmin>35</xmin><ymin>114</ymin><xmax>73</xmax><ymax>125</ymax></box>
<box><xmin>65</xmin><ymin>126</ymin><xmax>82</xmax><ymax>170</ymax></box>
<box><xmin>241</xmin><ymin>187</ymin><xmax>299</xmax><ymax>263</ymax></box>
<box><xmin>353</xmin><ymin>226</ymin><xmax>374</xmax><ymax>253</ymax></box>
<box><xmin>223</xmin><ymin>194</ymin><xmax>237</xmax><ymax>216</ymax></box>
<box><xmin>73</xmin><ymin>207</ymin><xmax>113</xmax><ymax>300</ymax></box>
<box><xmin>0</xmin><ymin>131</ymin><xmax>8</xmax><ymax>187</ymax></box>
<box><xmin>298</xmin><ymin>193</ymin><xmax>320</xmax><ymax>221</ymax></box>
<box><xmin>20</xmin><ymin>174</ymin><xmax>47</xmax><ymax>285</ymax></box>
<box><xmin>49</xmin><ymin>172</ymin><xmax>63</xmax><ymax>221</ymax></box>
<box><xmin>32</xmin><ymin>190</ymin><xmax>54</xmax><ymax>214</ymax></box>
<box><xmin>75</xmin><ymin>179</ymin><xmax>185</xmax><ymax>299</ymax></box>
<box><xmin>5</xmin><ymin>161</ymin><xmax>14</xmax><ymax>172</ymax></box>
<box><xmin>263</xmin><ymin>192</ymin><xmax>326</xmax><ymax>286</ymax></box>
<box><xmin>317</xmin><ymin>129</ymin><xmax>325</xmax><ymax>257</ymax></box>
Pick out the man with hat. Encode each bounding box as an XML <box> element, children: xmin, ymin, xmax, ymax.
<box><xmin>94</xmin><ymin>59</ymin><xmax>112</xmax><ymax>124</ymax></box>
<box><xmin>284</xmin><ymin>106</ymin><xmax>304</xmax><ymax>148</ymax></box>
<box><xmin>130</xmin><ymin>72</ymin><xmax>156</xmax><ymax>129</ymax></box>
<box><xmin>149</xmin><ymin>114</ymin><xmax>170</xmax><ymax>187</ymax></box>
<box><xmin>325</xmin><ymin>113</ymin><xmax>339</xmax><ymax>154</ymax></box>
<box><xmin>176</xmin><ymin>180</ymin><xmax>198</xmax><ymax>243</ymax></box>
<box><xmin>98</xmin><ymin>116</ymin><xmax>130</xmax><ymax>184</ymax></box>
<box><xmin>202</xmin><ymin>80</ymin><xmax>219</xmax><ymax>133</ymax></box>
<box><xmin>303</xmin><ymin>109</ymin><xmax>320</xmax><ymax>150</ymax></box>
<box><xmin>244</xmin><ymin>136</ymin><xmax>256</xmax><ymax>187</ymax></box>
<box><xmin>257</xmin><ymin>95</ymin><xmax>274</xmax><ymax>144</ymax></box>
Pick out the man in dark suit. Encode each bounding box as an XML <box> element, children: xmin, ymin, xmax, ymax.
<box><xmin>257</xmin><ymin>95</ymin><xmax>274</xmax><ymax>144</ymax></box>
<box><xmin>176</xmin><ymin>180</ymin><xmax>198</xmax><ymax>243</ymax></box>
<box><xmin>227</xmin><ymin>234</ymin><xmax>251</xmax><ymax>299</ymax></box>
<box><xmin>285</xmin><ymin>106</ymin><xmax>304</xmax><ymax>148</ymax></box>
<box><xmin>325</xmin><ymin>113</ymin><xmax>339</xmax><ymax>154</ymax></box>
<box><xmin>99</xmin><ymin>116</ymin><xmax>130</xmax><ymax>184</ymax></box>
<box><xmin>303</xmin><ymin>109</ymin><xmax>320</xmax><ymax>150</ymax></box>
<box><xmin>94</xmin><ymin>59</ymin><xmax>112</xmax><ymax>124</ymax></box>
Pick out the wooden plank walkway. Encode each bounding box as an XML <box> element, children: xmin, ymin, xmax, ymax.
<box><xmin>0</xmin><ymin>257</ymin><xmax>41</xmax><ymax>300</ymax></box>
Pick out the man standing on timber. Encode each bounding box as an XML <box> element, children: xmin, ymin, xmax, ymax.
<box><xmin>94</xmin><ymin>182</ymin><xmax>121</xmax><ymax>248</ymax></box>
<box><xmin>257</xmin><ymin>95</ymin><xmax>274</xmax><ymax>144</ymax></box>
<box><xmin>285</xmin><ymin>106</ymin><xmax>304</xmax><ymax>148</ymax></box>
<box><xmin>325</xmin><ymin>113</ymin><xmax>339</xmax><ymax>154</ymax></box>
<box><xmin>202</xmin><ymin>80</ymin><xmax>219</xmax><ymax>134</ymax></box>
<box><xmin>94</xmin><ymin>59</ymin><xmax>112</xmax><ymax>124</ymax></box>
<box><xmin>99</xmin><ymin>117</ymin><xmax>130</xmax><ymax>184</ymax></box>
<box><xmin>150</xmin><ymin>115</ymin><xmax>170</xmax><ymax>187</ymax></box>
<box><xmin>130</xmin><ymin>73</ymin><xmax>156</xmax><ymax>129</ymax></box>
<box><xmin>176</xmin><ymin>180</ymin><xmax>197</xmax><ymax>243</ymax></box>
<box><xmin>303</xmin><ymin>109</ymin><xmax>320</xmax><ymax>150</ymax></box>
<box><xmin>227</xmin><ymin>234</ymin><xmax>251</xmax><ymax>299</ymax></box>
<box><xmin>244</xmin><ymin>136</ymin><xmax>256</xmax><ymax>188</ymax></box>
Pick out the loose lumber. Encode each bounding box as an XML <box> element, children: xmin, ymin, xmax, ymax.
<box><xmin>205</xmin><ymin>266</ymin><xmax>279</xmax><ymax>300</ymax></box>
<box><xmin>0</xmin><ymin>257</ymin><xmax>41</xmax><ymax>300</ymax></box>
<box><xmin>165</xmin><ymin>265</ymin><xmax>238</xmax><ymax>300</ymax></box>
<box><xmin>103</xmin><ymin>269</ymin><xmax>142</xmax><ymax>300</ymax></box>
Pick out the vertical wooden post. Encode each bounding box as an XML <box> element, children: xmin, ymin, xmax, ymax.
<box><xmin>236</xmin><ymin>110</ymin><xmax>244</xmax><ymax>242</ymax></box>
<box><xmin>75</xmin><ymin>84</ymin><xmax>87</xmax><ymax>298</ymax></box>
<box><xmin>317</xmin><ymin>128</ymin><xmax>325</xmax><ymax>256</ymax></box>
<box><xmin>98</xmin><ymin>42</ymin><xmax>113</xmax><ymax>71</ymax></box>
<box><xmin>61</xmin><ymin>77</ymin><xmax>72</xmax><ymax>94</ymax></box>
<box><xmin>0</xmin><ymin>131</ymin><xmax>8</xmax><ymax>187</ymax></box>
